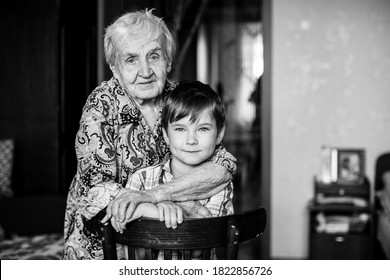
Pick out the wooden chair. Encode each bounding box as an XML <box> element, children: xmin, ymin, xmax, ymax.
<box><xmin>85</xmin><ymin>206</ymin><xmax>267</xmax><ymax>260</ymax></box>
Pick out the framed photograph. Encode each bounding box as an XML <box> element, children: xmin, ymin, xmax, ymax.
<box><xmin>336</xmin><ymin>149</ymin><xmax>365</xmax><ymax>185</ymax></box>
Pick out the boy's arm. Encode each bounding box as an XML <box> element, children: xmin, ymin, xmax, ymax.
<box><xmin>114</xmin><ymin>202</ymin><xmax>184</xmax><ymax>233</ymax></box>
<box><xmin>128</xmin><ymin>203</ymin><xmax>159</xmax><ymax>221</ymax></box>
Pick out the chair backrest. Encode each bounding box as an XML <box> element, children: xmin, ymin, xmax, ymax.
<box><xmin>86</xmin><ymin>206</ymin><xmax>267</xmax><ymax>260</ymax></box>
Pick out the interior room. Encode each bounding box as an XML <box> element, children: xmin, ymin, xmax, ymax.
<box><xmin>0</xmin><ymin>0</ymin><xmax>390</xmax><ymax>260</ymax></box>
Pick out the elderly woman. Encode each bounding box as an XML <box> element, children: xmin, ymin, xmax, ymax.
<box><xmin>63</xmin><ymin>9</ymin><xmax>236</xmax><ymax>260</ymax></box>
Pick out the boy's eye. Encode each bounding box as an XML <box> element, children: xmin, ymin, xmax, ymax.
<box><xmin>174</xmin><ymin>127</ymin><xmax>185</xmax><ymax>132</ymax></box>
<box><xmin>199</xmin><ymin>127</ymin><xmax>210</xmax><ymax>132</ymax></box>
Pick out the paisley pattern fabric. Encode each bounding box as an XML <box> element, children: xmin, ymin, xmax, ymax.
<box><xmin>62</xmin><ymin>77</ymin><xmax>237</xmax><ymax>260</ymax></box>
<box><xmin>63</xmin><ymin>77</ymin><xmax>173</xmax><ymax>260</ymax></box>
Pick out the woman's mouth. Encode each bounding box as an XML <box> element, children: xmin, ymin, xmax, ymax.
<box><xmin>138</xmin><ymin>79</ymin><xmax>155</xmax><ymax>85</ymax></box>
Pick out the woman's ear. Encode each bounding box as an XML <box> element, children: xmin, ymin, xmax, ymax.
<box><xmin>110</xmin><ymin>64</ymin><xmax>118</xmax><ymax>78</ymax></box>
<box><xmin>163</xmin><ymin>128</ymin><xmax>170</xmax><ymax>145</ymax></box>
<box><xmin>216</xmin><ymin>125</ymin><xmax>225</xmax><ymax>145</ymax></box>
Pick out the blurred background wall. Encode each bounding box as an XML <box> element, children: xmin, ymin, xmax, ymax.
<box><xmin>269</xmin><ymin>0</ymin><xmax>390</xmax><ymax>258</ymax></box>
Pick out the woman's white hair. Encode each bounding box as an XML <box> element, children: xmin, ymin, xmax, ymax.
<box><xmin>104</xmin><ymin>9</ymin><xmax>176</xmax><ymax>67</ymax></box>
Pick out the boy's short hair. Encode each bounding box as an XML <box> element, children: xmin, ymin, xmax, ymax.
<box><xmin>162</xmin><ymin>81</ymin><xmax>225</xmax><ymax>135</ymax></box>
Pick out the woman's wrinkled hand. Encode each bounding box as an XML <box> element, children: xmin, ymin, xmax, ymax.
<box><xmin>101</xmin><ymin>188</ymin><xmax>156</xmax><ymax>225</ymax></box>
<box><xmin>176</xmin><ymin>201</ymin><xmax>212</xmax><ymax>218</ymax></box>
<box><xmin>109</xmin><ymin>202</ymin><xmax>155</xmax><ymax>234</ymax></box>
<box><xmin>109</xmin><ymin>216</ymin><xmax>127</xmax><ymax>234</ymax></box>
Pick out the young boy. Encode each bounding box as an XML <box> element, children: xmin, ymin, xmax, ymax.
<box><xmin>123</xmin><ymin>81</ymin><xmax>234</xmax><ymax>258</ymax></box>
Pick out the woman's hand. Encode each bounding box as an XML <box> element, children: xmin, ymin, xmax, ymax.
<box><xmin>156</xmin><ymin>201</ymin><xmax>184</xmax><ymax>229</ymax></box>
<box><xmin>109</xmin><ymin>217</ymin><xmax>126</xmax><ymax>234</ymax></box>
<box><xmin>176</xmin><ymin>201</ymin><xmax>212</xmax><ymax>218</ymax></box>
<box><xmin>101</xmin><ymin>188</ymin><xmax>158</xmax><ymax>225</ymax></box>
<box><xmin>109</xmin><ymin>202</ymin><xmax>157</xmax><ymax>233</ymax></box>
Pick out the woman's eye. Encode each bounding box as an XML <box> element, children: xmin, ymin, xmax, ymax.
<box><xmin>126</xmin><ymin>57</ymin><xmax>137</xmax><ymax>64</ymax></box>
<box><xmin>149</xmin><ymin>53</ymin><xmax>160</xmax><ymax>61</ymax></box>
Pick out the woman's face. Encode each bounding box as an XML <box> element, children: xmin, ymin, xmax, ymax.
<box><xmin>112</xmin><ymin>37</ymin><xmax>171</xmax><ymax>105</ymax></box>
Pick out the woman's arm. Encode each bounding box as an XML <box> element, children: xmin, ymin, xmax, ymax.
<box><xmin>152</xmin><ymin>161</ymin><xmax>232</xmax><ymax>202</ymax></box>
<box><xmin>104</xmin><ymin>160</ymin><xmax>232</xmax><ymax>223</ymax></box>
<box><xmin>75</xmin><ymin>88</ymin><xmax>122</xmax><ymax>220</ymax></box>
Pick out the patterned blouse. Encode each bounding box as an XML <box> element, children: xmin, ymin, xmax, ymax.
<box><xmin>63</xmin><ymin>77</ymin><xmax>236</xmax><ymax>260</ymax></box>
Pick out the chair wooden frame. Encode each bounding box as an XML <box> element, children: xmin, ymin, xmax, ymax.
<box><xmin>85</xmin><ymin>206</ymin><xmax>267</xmax><ymax>260</ymax></box>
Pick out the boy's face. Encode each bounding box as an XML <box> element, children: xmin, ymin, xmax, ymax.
<box><xmin>163</xmin><ymin>109</ymin><xmax>224</xmax><ymax>171</ymax></box>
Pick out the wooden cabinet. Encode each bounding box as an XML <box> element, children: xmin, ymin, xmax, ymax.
<box><xmin>308</xmin><ymin>203</ymin><xmax>374</xmax><ymax>259</ymax></box>
<box><xmin>308</xmin><ymin>180</ymin><xmax>374</xmax><ymax>259</ymax></box>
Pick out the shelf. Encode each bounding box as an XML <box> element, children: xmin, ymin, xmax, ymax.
<box><xmin>308</xmin><ymin>201</ymin><xmax>372</xmax><ymax>212</ymax></box>
<box><xmin>315</xmin><ymin>179</ymin><xmax>370</xmax><ymax>199</ymax></box>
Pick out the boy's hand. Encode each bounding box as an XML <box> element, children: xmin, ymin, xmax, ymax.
<box><xmin>156</xmin><ymin>202</ymin><xmax>184</xmax><ymax>229</ymax></box>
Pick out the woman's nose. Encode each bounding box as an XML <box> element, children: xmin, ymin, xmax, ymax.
<box><xmin>139</xmin><ymin>60</ymin><xmax>152</xmax><ymax>77</ymax></box>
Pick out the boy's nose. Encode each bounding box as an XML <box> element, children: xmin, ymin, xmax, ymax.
<box><xmin>186</xmin><ymin>132</ymin><xmax>198</xmax><ymax>145</ymax></box>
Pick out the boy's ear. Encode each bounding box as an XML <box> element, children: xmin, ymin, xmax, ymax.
<box><xmin>162</xmin><ymin>128</ymin><xmax>169</xmax><ymax>145</ymax></box>
<box><xmin>216</xmin><ymin>125</ymin><xmax>225</xmax><ymax>145</ymax></box>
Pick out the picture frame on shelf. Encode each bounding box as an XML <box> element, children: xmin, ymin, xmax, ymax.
<box><xmin>318</xmin><ymin>146</ymin><xmax>365</xmax><ymax>186</ymax></box>
<box><xmin>336</xmin><ymin>149</ymin><xmax>365</xmax><ymax>185</ymax></box>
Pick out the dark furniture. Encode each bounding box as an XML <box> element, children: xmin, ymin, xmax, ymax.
<box><xmin>0</xmin><ymin>195</ymin><xmax>66</xmax><ymax>259</ymax></box>
<box><xmin>373</xmin><ymin>152</ymin><xmax>390</xmax><ymax>259</ymax></box>
<box><xmin>0</xmin><ymin>195</ymin><xmax>66</xmax><ymax>237</ymax></box>
<box><xmin>308</xmin><ymin>180</ymin><xmax>373</xmax><ymax>259</ymax></box>
<box><xmin>85</xmin><ymin>206</ymin><xmax>267</xmax><ymax>260</ymax></box>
